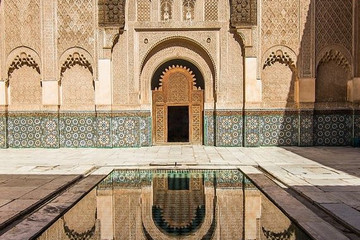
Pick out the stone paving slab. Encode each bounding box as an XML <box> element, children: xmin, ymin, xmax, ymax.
<box><xmin>0</xmin><ymin>175</ymin><xmax>80</xmax><ymax>231</ymax></box>
<box><xmin>0</xmin><ymin>175</ymin><xmax>105</xmax><ymax>240</ymax></box>
<box><xmin>247</xmin><ymin>173</ymin><xmax>350</xmax><ymax>240</ymax></box>
<box><xmin>320</xmin><ymin>203</ymin><xmax>360</xmax><ymax>235</ymax></box>
<box><xmin>0</xmin><ymin>146</ymin><xmax>359</xmax><ymax>238</ymax></box>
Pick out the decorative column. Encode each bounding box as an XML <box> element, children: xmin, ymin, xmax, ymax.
<box><xmin>41</xmin><ymin>0</ymin><xmax>58</xmax><ymax>109</ymax></box>
<box><xmin>230</xmin><ymin>0</ymin><xmax>260</xmax><ymax>147</ymax></box>
<box><xmin>298</xmin><ymin>0</ymin><xmax>315</xmax><ymax>146</ymax></box>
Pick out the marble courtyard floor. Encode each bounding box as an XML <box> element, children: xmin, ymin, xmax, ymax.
<box><xmin>0</xmin><ymin>146</ymin><xmax>359</xmax><ymax>239</ymax></box>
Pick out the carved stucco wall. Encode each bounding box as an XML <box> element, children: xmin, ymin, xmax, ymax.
<box><xmin>57</xmin><ymin>0</ymin><xmax>96</xmax><ymax>58</ymax></box>
<box><xmin>262</xmin><ymin>63</ymin><xmax>295</xmax><ymax>109</ymax></box>
<box><xmin>261</xmin><ymin>0</ymin><xmax>300</xmax><ymax>54</ymax></box>
<box><xmin>315</xmin><ymin>0</ymin><xmax>353</xmax><ymax>56</ymax></box>
<box><xmin>61</xmin><ymin>65</ymin><xmax>95</xmax><ymax>111</ymax></box>
<box><xmin>9</xmin><ymin>67</ymin><xmax>42</xmax><ymax>110</ymax></box>
<box><xmin>222</xmin><ymin>32</ymin><xmax>244</xmax><ymax>106</ymax></box>
<box><xmin>4</xmin><ymin>0</ymin><xmax>41</xmax><ymax>56</ymax></box>
<box><xmin>113</xmin><ymin>33</ymin><xmax>130</xmax><ymax>106</ymax></box>
<box><xmin>316</xmin><ymin>61</ymin><xmax>348</xmax><ymax>104</ymax></box>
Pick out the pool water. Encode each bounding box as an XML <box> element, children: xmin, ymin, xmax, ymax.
<box><xmin>37</xmin><ymin>169</ymin><xmax>311</xmax><ymax>240</ymax></box>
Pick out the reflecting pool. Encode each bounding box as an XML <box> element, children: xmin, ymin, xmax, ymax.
<box><xmin>37</xmin><ymin>169</ymin><xmax>311</xmax><ymax>240</ymax></box>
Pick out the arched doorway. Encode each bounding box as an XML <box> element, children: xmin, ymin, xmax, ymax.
<box><xmin>152</xmin><ymin>59</ymin><xmax>204</xmax><ymax>145</ymax></box>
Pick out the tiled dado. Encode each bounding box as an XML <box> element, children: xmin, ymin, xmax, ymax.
<box><xmin>0</xmin><ymin>114</ymin><xmax>7</xmax><ymax>148</ymax></box>
<box><xmin>244</xmin><ymin>111</ymin><xmax>299</xmax><ymax>147</ymax></box>
<box><xmin>204</xmin><ymin>111</ymin><xmax>215</xmax><ymax>146</ymax></box>
<box><xmin>313</xmin><ymin>110</ymin><xmax>353</xmax><ymax>146</ymax></box>
<box><xmin>7</xmin><ymin>113</ymin><xmax>59</xmax><ymax>148</ymax></box>
<box><xmin>3</xmin><ymin>112</ymin><xmax>152</xmax><ymax>148</ymax></box>
<box><xmin>354</xmin><ymin>111</ymin><xmax>360</xmax><ymax>139</ymax></box>
<box><xmin>216</xmin><ymin>111</ymin><xmax>243</xmax><ymax>147</ymax></box>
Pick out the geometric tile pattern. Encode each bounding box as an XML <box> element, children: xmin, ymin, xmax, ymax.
<box><xmin>42</xmin><ymin>117</ymin><xmax>59</xmax><ymax>148</ymax></box>
<box><xmin>260</xmin><ymin>115</ymin><xmax>299</xmax><ymax>146</ymax></box>
<box><xmin>59</xmin><ymin>114</ymin><xmax>97</xmax><ymax>148</ymax></box>
<box><xmin>140</xmin><ymin>116</ymin><xmax>152</xmax><ymax>147</ymax></box>
<box><xmin>112</xmin><ymin>117</ymin><xmax>140</xmax><ymax>148</ymax></box>
<box><xmin>97</xmin><ymin>116</ymin><xmax>112</xmax><ymax>148</ymax></box>
<box><xmin>244</xmin><ymin>115</ymin><xmax>260</xmax><ymax>147</ymax></box>
<box><xmin>314</xmin><ymin>113</ymin><xmax>352</xmax><ymax>146</ymax></box>
<box><xmin>216</xmin><ymin>114</ymin><xmax>243</xmax><ymax>147</ymax></box>
<box><xmin>354</xmin><ymin>113</ymin><xmax>360</xmax><ymax>139</ymax></box>
<box><xmin>8</xmin><ymin>115</ymin><xmax>44</xmax><ymax>148</ymax></box>
<box><xmin>0</xmin><ymin>116</ymin><xmax>6</xmax><ymax>148</ymax></box>
<box><xmin>1</xmin><ymin>110</ymin><xmax>359</xmax><ymax>148</ymax></box>
<box><xmin>244</xmin><ymin>113</ymin><xmax>298</xmax><ymax>147</ymax></box>
<box><xmin>299</xmin><ymin>111</ymin><xmax>314</xmax><ymax>146</ymax></box>
<box><xmin>204</xmin><ymin>112</ymin><xmax>215</xmax><ymax>146</ymax></box>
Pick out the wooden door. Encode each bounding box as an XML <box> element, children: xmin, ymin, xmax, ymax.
<box><xmin>152</xmin><ymin>65</ymin><xmax>204</xmax><ymax>144</ymax></box>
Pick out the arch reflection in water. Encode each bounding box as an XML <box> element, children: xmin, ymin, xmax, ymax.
<box><xmin>37</xmin><ymin>169</ymin><xmax>311</xmax><ymax>240</ymax></box>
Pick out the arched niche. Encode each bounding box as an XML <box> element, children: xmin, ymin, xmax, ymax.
<box><xmin>262</xmin><ymin>46</ymin><xmax>298</xmax><ymax>109</ymax></box>
<box><xmin>315</xmin><ymin>48</ymin><xmax>352</xmax><ymax>105</ymax></box>
<box><xmin>6</xmin><ymin>47</ymin><xmax>42</xmax><ymax>111</ymax></box>
<box><xmin>58</xmin><ymin>48</ymin><xmax>95</xmax><ymax>111</ymax></box>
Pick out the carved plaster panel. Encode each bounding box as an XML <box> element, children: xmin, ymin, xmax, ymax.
<box><xmin>57</xmin><ymin>0</ymin><xmax>95</xmax><ymax>57</ymax></box>
<box><xmin>4</xmin><ymin>0</ymin><xmax>41</xmax><ymax>56</ymax></box>
<box><xmin>98</xmin><ymin>0</ymin><xmax>126</xmax><ymax>28</ymax></box>
<box><xmin>230</xmin><ymin>0</ymin><xmax>257</xmax><ymax>27</ymax></box>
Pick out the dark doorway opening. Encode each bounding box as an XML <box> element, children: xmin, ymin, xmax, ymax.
<box><xmin>168</xmin><ymin>106</ymin><xmax>189</xmax><ymax>142</ymax></box>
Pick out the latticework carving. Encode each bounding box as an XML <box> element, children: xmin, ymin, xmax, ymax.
<box><xmin>60</xmin><ymin>53</ymin><xmax>93</xmax><ymax>84</ymax></box>
<box><xmin>61</xmin><ymin>65</ymin><xmax>95</xmax><ymax>108</ymax></box>
<box><xmin>230</xmin><ymin>0</ymin><xmax>257</xmax><ymax>27</ymax></box>
<box><xmin>9</xmin><ymin>66</ymin><xmax>42</xmax><ymax>106</ymax></box>
<box><xmin>263</xmin><ymin>50</ymin><xmax>296</xmax><ymax>73</ymax></box>
<box><xmin>318</xmin><ymin>50</ymin><xmax>351</xmax><ymax>72</ymax></box>
<box><xmin>57</xmin><ymin>0</ymin><xmax>95</xmax><ymax>56</ymax></box>
<box><xmin>316</xmin><ymin>0</ymin><xmax>353</xmax><ymax>54</ymax></box>
<box><xmin>4</xmin><ymin>0</ymin><xmax>41</xmax><ymax>55</ymax></box>
<box><xmin>152</xmin><ymin>64</ymin><xmax>203</xmax><ymax>144</ymax></box>
<box><xmin>183</xmin><ymin>0</ymin><xmax>196</xmax><ymax>21</ymax></box>
<box><xmin>161</xmin><ymin>0</ymin><xmax>173</xmax><ymax>21</ymax></box>
<box><xmin>261</xmin><ymin>0</ymin><xmax>299</xmax><ymax>51</ymax></box>
<box><xmin>7</xmin><ymin>53</ymin><xmax>40</xmax><ymax>81</ymax></box>
<box><xmin>300</xmin><ymin>1</ymin><xmax>312</xmax><ymax>77</ymax></box>
<box><xmin>98</xmin><ymin>0</ymin><xmax>125</xmax><ymax>27</ymax></box>
<box><xmin>192</xmin><ymin>105</ymin><xmax>201</xmax><ymax>143</ymax></box>
<box><xmin>137</xmin><ymin>0</ymin><xmax>151</xmax><ymax>22</ymax></box>
<box><xmin>262</xmin><ymin>62</ymin><xmax>295</xmax><ymax>106</ymax></box>
<box><xmin>205</xmin><ymin>0</ymin><xmax>218</xmax><ymax>21</ymax></box>
<box><xmin>159</xmin><ymin>65</ymin><xmax>196</xmax><ymax>103</ymax></box>
<box><xmin>155</xmin><ymin>106</ymin><xmax>165</xmax><ymax>143</ymax></box>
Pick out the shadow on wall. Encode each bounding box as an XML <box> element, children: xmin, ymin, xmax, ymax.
<box><xmin>243</xmin><ymin>0</ymin><xmax>357</xmax><ymax>147</ymax></box>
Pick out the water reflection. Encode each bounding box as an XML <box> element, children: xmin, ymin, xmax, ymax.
<box><xmin>37</xmin><ymin>170</ymin><xmax>310</xmax><ymax>240</ymax></box>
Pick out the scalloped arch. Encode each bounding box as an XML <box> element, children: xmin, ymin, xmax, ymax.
<box><xmin>262</xmin><ymin>45</ymin><xmax>298</xmax><ymax>74</ymax></box>
<box><xmin>6</xmin><ymin>46</ymin><xmax>41</xmax><ymax>82</ymax></box>
<box><xmin>140</xmin><ymin>36</ymin><xmax>217</xmax><ymax>85</ymax></box>
<box><xmin>316</xmin><ymin>45</ymin><xmax>352</xmax><ymax>76</ymax></box>
<box><xmin>58</xmin><ymin>47</ymin><xmax>94</xmax><ymax>85</ymax></box>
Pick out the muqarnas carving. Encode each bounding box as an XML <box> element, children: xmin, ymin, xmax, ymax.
<box><xmin>60</xmin><ymin>53</ymin><xmax>93</xmax><ymax>84</ymax></box>
<box><xmin>7</xmin><ymin>52</ymin><xmax>40</xmax><ymax>83</ymax></box>
<box><xmin>98</xmin><ymin>0</ymin><xmax>125</xmax><ymax>28</ymax></box>
<box><xmin>263</xmin><ymin>50</ymin><xmax>296</xmax><ymax>72</ymax></box>
<box><xmin>230</xmin><ymin>0</ymin><xmax>257</xmax><ymax>27</ymax></box>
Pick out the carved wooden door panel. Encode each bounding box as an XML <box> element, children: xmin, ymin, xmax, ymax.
<box><xmin>152</xmin><ymin>65</ymin><xmax>204</xmax><ymax>145</ymax></box>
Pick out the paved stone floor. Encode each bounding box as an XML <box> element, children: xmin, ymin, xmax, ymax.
<box><xmin>0</xmin><ymin>146</ymin><xmax>359</xmax><ymax>239</ymax></box>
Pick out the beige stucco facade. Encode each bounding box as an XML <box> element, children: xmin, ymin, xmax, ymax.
<box><xmin>0</xmin><ymin>0</ymin><xmax>359</xmax><ymax>148</ymax></box>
